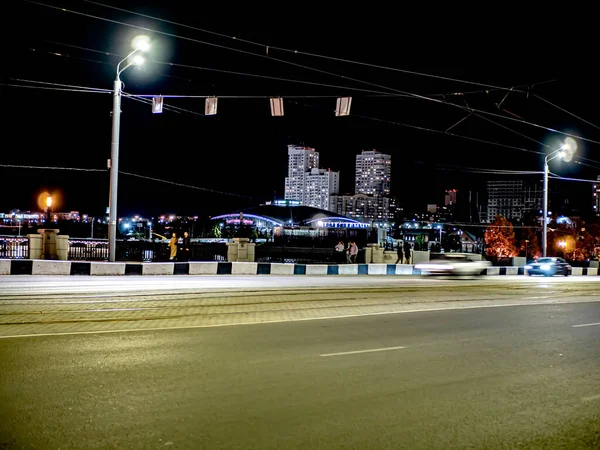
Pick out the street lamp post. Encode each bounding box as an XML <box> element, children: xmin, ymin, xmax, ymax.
<box><xmin>542</xmin><ymin>139</ymin><xmax>576</xmax><ymax>257</ymax></box>
<box><xmin>108</xmin><ymin>36</ymin><xmax>150</xmax><ymax>262</ymax></box>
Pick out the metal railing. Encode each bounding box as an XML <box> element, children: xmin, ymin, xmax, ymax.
<box><xmin>68</xmin><ymin>239</ymin><xmax>109</xmax><ymax>261</ymax></box>
<box><xmin>255</xmin><ymin>245</ymin><xmax>363</xmax><ymax>264</ymax></box>
<box><xmin>0</xmin><ymin>236</ymin><xmax>29</xmax><ymax>259</ymax></box>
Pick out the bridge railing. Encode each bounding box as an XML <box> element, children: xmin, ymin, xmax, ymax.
<box><xmin>0</xmin><ymin>236</ymin><xmax>29</xmax><ymax>259</ymax></box>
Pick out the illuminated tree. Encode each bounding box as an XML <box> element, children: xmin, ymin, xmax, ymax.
<box><xmin>485</xmin><ymin>215</ymin><xmax>517</xmax><ymax>258</ymax></box>
<box><xmin>519</xmin><ymin>227</ymin><xmax>541</xmax><ymax>259</ymax></box>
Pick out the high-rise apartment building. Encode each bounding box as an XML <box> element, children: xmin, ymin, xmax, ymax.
<box><xmin>284</xmin><ymin>145</ymin><xmax>339</xmax><ymax>211</ymax></box>
<box><xmin>355</xmin><ymin>150</ymin><xmax>391</xmax><ymax>195</ymax></box>
<box><xmin>331</xmin><ymin>149</ymin><xmax>396</xmax><ymax>220</ymax></box>
<box><xmin>484</xmin><ymin>180</ymin><xmax>541</xmax><ymax>223</ymax></box>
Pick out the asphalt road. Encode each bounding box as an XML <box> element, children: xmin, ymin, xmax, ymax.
<box><xmin>1</xmin><ymin>276</ymin><xmax>600</xmax><ymax>448</ymax></box>
<box><xmin>1</xmin><ymin>299</ymin><xmax>599</xmax><ymax>449</ymax></box>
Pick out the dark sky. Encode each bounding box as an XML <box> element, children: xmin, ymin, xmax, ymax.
<box><xmin>2</xmin><ymin>1</ymin><xmax>600</xmax><ymax>219</ymax></box>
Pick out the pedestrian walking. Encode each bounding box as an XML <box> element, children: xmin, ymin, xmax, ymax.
<box><xmin>334</xmin><ymin>241</ymin><xmax>345</xmax><ymax>263</ymax></box>
<box><xmin>403</xmin><ymin>240</ymin><xmax>411</xmax><ymax>264</ymax></box>
<box><xmin>349</xmin><ymin>241</ymin><xmax>358</xmax><ymax>263</ymax></box>
<box><xmin>168</xmin><ymin>232</ymin><xmax>178</xmax><ymax>261</ymax></box>
<box><xmin>396</xmin><ymin>242</ymin><xmax>404</xmax><ymax>264</ymax></box>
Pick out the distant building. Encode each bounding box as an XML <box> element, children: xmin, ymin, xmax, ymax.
<box><xmin>331</xmin><ymin>149</ymin><xmax>395</xmax><ymax>220</ymax></box>
<box><xmin>330</xmin><ymin>194</ymin><xmax>397</xmax><ymax>221</ymax></box>
<box><xmin>355</xmin><ymin>149</ymin><xmax>391</xmax><ymax>195</ymax></box>
<box><xmin>284</xmin><ymin>145</ymin><xmax>339</xmax><ymax>211</ymax></box>
<box><xmin>445</xmin><ymin>189</ymin><xmax>457</xmax><ymax>206</ymax></box>
<box><xmin>484</xmin><ymin>180</ymin><xmax>541</xmax><ymax>223</ymax></box>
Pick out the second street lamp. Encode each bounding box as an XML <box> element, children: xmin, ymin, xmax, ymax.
<box><xmin>542</xmin><ymin>138</ymin><xmax>577</xmax><ymax>257</ymax></box>
<box><xmin>108</xmin><ymin>35</ymin><xmax>150</xmax><ymax>262</ymax></box>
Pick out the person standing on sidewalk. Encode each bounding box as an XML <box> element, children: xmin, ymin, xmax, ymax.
<box><xmin>168</xmin><ymin>232</ymin><xmax>178</xmax><ymax>261</ymax></box>
<box><xmin>349</xmin><ymin>241</ymin><xmax>359</xmax><ymax>263</ymax></box>
<box><xmin>403</xmin><ymin>240</ymin><xmax>412</xmax><ymax>264</ymax></box>
<box><xmin>334</xmin><ymin>241</ymin><xmax>345</xmax><ymax>263</ymax></box>
<box><xmin>396</xmin><ymin>242</ymin><xmax>404</xmax><ymax>264</ymax></box>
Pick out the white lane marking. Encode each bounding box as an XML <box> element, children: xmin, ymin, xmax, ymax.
<box><xmin>573</xmin><ymin>322</ymin><xmax>600</xmax><ymax>328</ymax></box>
<box><xmin>582</xmin><ymin>394</ymin><xmax>600</xmax><ymax>402</ymax></box>
<box><xmin>320</xmin><ymin>346</ymin><xmax>406</xmax><ymax>357</ymax></box>
<box><xmin>0</xmin><ymin>298</ymin><xmax>598</xmax><ymax>340</ymax></box>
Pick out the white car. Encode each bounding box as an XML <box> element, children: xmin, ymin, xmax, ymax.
<box><xmin>415</xmin><ymin>254</ymin><xmax>491</xmax><ymax>276</ymax></box>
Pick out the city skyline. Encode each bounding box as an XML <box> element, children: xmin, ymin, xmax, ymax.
<box><xmin>2</xmin><ymin>3</ymin><xmax>599</xmax><ymax>219</ymax></box>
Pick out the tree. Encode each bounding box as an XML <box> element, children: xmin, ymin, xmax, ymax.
<box><xmin>519</xmin><ymin>227</ymin><xmax>541</xmax><ymax>259</ymax></box>
<box><xmin>485</xmin><ymin>215</ymin><xmax>517</xmax><ymax>258</ymax></box>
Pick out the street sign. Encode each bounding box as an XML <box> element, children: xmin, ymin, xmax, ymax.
<box><xmin>152</xmin><ymin>96</ymin><xmax>163</xmax><ymax>114</ymax></box>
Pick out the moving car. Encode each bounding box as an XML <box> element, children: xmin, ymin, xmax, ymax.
<box><xmin>415</xmin><ymin>253</ymin><xmax>491</xmax><ymax>276</ymax></box>
<box><xmin>525</xmin><ymin>257</ymin><xmax>572</xmax><ymax>277</ymax></box>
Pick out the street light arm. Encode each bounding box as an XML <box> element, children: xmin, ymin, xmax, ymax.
<box><xmin>116</xmin><ymin>49</ymin><xmax>139</xmax><ymax>76</ymax></box>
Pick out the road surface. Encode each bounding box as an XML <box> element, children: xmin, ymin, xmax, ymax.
<box><xmin>1</xmin><ymin>275</ymin><xmax>599</xmax><ymax>448</ymax></box>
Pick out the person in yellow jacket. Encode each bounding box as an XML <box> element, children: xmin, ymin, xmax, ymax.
<box><xmin>168</xmin><ymin>232</ymin><xmax>178</xmax><ymax>261</ymax></box>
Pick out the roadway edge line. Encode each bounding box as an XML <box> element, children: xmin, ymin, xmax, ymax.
<box><xmin>1</xmin><ymin>298</ymin><xmax>599</xmax><ymax>340</ymax></box>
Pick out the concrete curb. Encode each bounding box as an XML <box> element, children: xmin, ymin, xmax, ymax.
<box><xmin>1</xmin><ymin>259</ymin><xmax>599</xmax><ymax>276</ymax></box>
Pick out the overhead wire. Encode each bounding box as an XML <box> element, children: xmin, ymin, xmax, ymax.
<box><xmin>0</xmin><ymin>163</ymin><xmax>105</xmax><ymax>171</ymax></box>
<box><xmin>0</xmin><ymin>163</ymin><xmax>252</xmax><ymax>198</ymax></box>
<box><xmin>0</xmin><ymin>82</ymin><xmax>110</xmax><ymax>94</ymax></box>
<box><xmin>27</xmin><ymin>0</ymin><xmax>600</xmax><ymax>146</ymax></box>
<box><xmin>89</xmin><ymin>0</ymin><xmax>600</xmax><ymax>139</ymax></box>
<box><xmin>532</xmin><ymin>94</ymin><xmax>600</xmax><ymax>132</ymax></box>
<box><xmin>287</xmin><ymin>99</ymin><xmax>545</xmax><ymax>156</ymax></box>
<box><xmin>83</xmin><ymin>0</ymin><xmax>530</xmax><ymax>94</ymax></box>
<box><xmin>119</xmin><ymin>171</ymin><xmax>253</xmax><ymax>199</ymax></box>
<box><xmin>34</xmin><ymin>37</ymin><xmax>554</xmax><ymax>100</ymax></box>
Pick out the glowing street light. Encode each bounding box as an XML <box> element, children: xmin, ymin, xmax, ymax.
<box><xmin>108</xmin><ymin>35</ymin><xmax>150</xmax><ymax>262</ymax></box>
<box><xmin>542</xmin><ymin>137</ymin><xmax>577</xmax><ymax>257</ymax></box>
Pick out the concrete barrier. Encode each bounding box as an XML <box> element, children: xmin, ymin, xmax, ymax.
<box><xmin>395</xmin><ymin>265</ymin><xmax>414</xmax><ymax>275</ymax></box>
<box><xmin>90</xmin><ymin>262</ymin><xmax>126</xmax><ymax>276</ymax></box>
<box><xmin>486</xmin><ymin>267</ymin><xmax>500</xmax><ymax>276</ymax></box>
<box><xmin>0</xmin><ymin>259</ymin><xmax>11</xmax><ymax>275</ymax></box>
<box><xmin>3</xmin><ymin>258</ymin><xmax>600</xmax><ymax>278</ymax></box>
<box><xmin>231</xmin><ymin>262</ymin><xmax>258</xmax><ymax>275</ymax></box>
<box><xmin>269</xmin><ymin>263</ymin><xmax>295</xmax><ymax>275</ymax></box>
<box><xmin>338</xmin><ymin>264</ymin><xmax>359</xmax><ymax>275</ymax></box>
<box><xmin>142</xmin><ymin>263</ymin><xmax>174</xmax><ymax>275</ymax></box>
<box><xmin>188</xmin><ymin>262</ymin><xmax>218</xmax><ymax>275</ymax></box>
<box><xmin>367</xmin><ymin>264</ymin><xmax>387</xmax><ymax>275</ymax></box>
<box><xmin>305</xmin><ymin>264</ymin><xmax>328</xmax><ymax>275</ymax></box>
<box><xmin>32</xmin><ymin>260</ymin><xmax>72</xmax><ymax>275</ymax></box>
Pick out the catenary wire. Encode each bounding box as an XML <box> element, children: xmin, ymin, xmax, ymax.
<box><xmin>0</xmin><ymin>164</ymin><xmax>105</xmax><ymax>171</ymax></box>
<box><xmin>0</xmin><ymin>83</ymin><xmax>110</xmax><ymax>94</ymax></box>
<box><xmin>89</xmin><ymin>0</ymin><xmax>600</xmax><ymax>138</ymax></box>
<box><xmin>34</xmin><ymin>37</ymin><xmax>554</xmax><ymax>100</ymax></box>
<box><xmin>119</xmin><ymin>171</ymin><xmax>253</xmax><ymax>199</ymax></box>
<box><xmin>27</xmin><ymin>0</ymin><xmax>600</xmax><ymax>146</ymax></box>
<box><xmin>82</xmin><ymin>0</ymin><xmax>531</xmax><ymax>94</ymax></box>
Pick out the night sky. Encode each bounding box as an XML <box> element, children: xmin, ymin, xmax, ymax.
<box><xmin>2</xmin><ymin>2</ymin><xmax>600</xmax><ymax>220</ymax></box>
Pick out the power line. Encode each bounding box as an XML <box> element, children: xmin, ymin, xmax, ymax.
<box><xmin>549</xmin><ymin>175</ymin><xmax>600</xmax><ymax>184</ymax></box>
<box><xmin>83</xmin><ymin>0</ymin><xmax>532</xmax><ymax>94</ymax></box>
<box><xmin>33</xmin><ymin>37</ymin><xmax>550</xmax><ymax>100</ymax></box>
<box><xmin>29</xmin><ymin>0</ymin><xmax>598</xmax><ymax>147</ymax></box>
<box><xmin>288</xmin><ymin>100</ymin><xmax>545</xmax><ymax>156</ymax></box>
<box><xmin>0</xmin><ymin>163</ymin><xmax>105</xmax><ymax>171</ymax></box>
<box><xmin>6</xmin><ymin>77</ymin><xmax>111</xmax><ymax>93</ymax></box>
<box><xmin>30</xmin><ymin>39</ymin><xmax>393</xmax><ymax>96</ymax></box>
<box><xmin>0</xmin><ymin>82</ymin><xmax>110</xmax><ymax>94</ymax></box>
<box><xmin>119</xmin><ymin>171</ymin><xmax>253</xmax><ymax>199</ymax></box>
<box><xmin>533</xmin><ymin>94</ymin><xmax>600</xmax><ymax>132</ymax></box>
